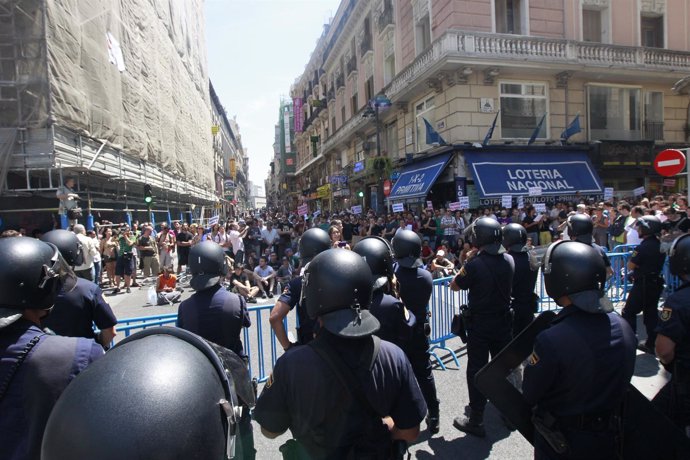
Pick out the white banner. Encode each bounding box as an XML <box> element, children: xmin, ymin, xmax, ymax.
<box><xmin>427</xmin><ymin>200</ymin><xmax>433</xmax><ymax>210</ymax></box>
<box><xmin>392</xmin><ymin>203</ymin><xmax>404</xmax><ymax>212</ymax></box>
<box><xmin>297</xmin><ymin>204</ymin><xmax>308</xmax><ymax>216</ymax></box>
<box><xmin>633</xmin><ymin>186</ymin><xmax>646</xmax><ymax>196</ymax></box>
<box><xmin>517</xmin><ymin>196</ymin><xmax>524</xmax><ymax>209</ymax></box>
<box><xmin>604</xmin><ymin>187</ymin><xmax>614</xmax><ymax>200</ymax></box>
<box><xmin>459</xmin><ymin>196</ymin><xmax>470</xmax><ymax>209</ymax></box>
<box><xmin>449</xmin><ymin>201</ymin><xmax>461</xmax><ymax>211</ymax></box>
<box><xmin>501</xmin><ymin>195</ymin><xmax>512</xmax><ymax>209</ymax></box>
<box><xmin>534</xmin><ymin>203</ymin><xmax>547</xmax><ymax>213</ymax></box>
<box><xmin>528</xmin><ymin>187</ymin><xmax>542</xmax><ymax>197</ymax></box>
<box><xmin>351</xmin><ymin>205</ymin><xmax>362</xmax><ymax>215</ymax></box>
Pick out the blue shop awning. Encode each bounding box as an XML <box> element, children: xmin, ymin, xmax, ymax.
<box><xmin>464</xmin><ymin>150</ymin><xmax>603</xmax><ymax>198</ymax></box>
<box><xmin>388</xmin><ymin>153</ymin><xmax>453</xmax><ymax>200</ymax></box>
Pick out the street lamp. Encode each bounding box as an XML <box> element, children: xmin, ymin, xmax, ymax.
<box><xmin>366</xmin><ymin>94</ymin><xmax>392</xmax><ymax>213</ymax></box>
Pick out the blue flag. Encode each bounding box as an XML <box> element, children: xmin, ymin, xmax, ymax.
<box><xmin>483</xmin><ymin>111</ymin><xmax>500</xmax><ymax>146</ymax></box>
<box><xmin>423</xmin><ymin>118</ymin><xmax>447</xmax><ymax>146</ymax></box>
<box><xmin>560</xmin><ymin>114</ymin><xmax>582</xmax><ymax>142</ymax></box>
<box><xmin>527</xmin><ymin>113</ymin><xmax>547</xmax><ymax>145</ymax></box>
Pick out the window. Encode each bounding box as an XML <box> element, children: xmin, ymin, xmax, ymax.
<box><xmin>415</xmin><ymin>14</ymin><xmax>431</xmax><ymax>55</ymax></box>
<box><xmin>385</xmin><ymin>121</ymin><xmax>399</xmax><ymax>159</ymax></box>
<box><xmin>587</xmin><ymin>85</ymin><xmax>641</xmax><ymax>141</ymax></box>
<box><xmin>641</xmin><ymin>15</ymin><xmax>664</xmax><ymax>48</ymax></box>
<box><xmin>495</xmin><ymin>0</ymin><xmax>524</xmax><ymax>34</ymax></box>
<box><xmin>582</xmin><ymin>9</ymin><xmax>602</xmax><ymax>42</ymax></box>
<box><xmin>499</xmin><ymin>82</ymin><xmax>548</xmax><ymax>139</ymax></box>
<box><xmin>414</xmin><ymin>95</ymin><xmax>435</xmax><ymax>151</ymax></box>
<box><xmin>331</xmin><ymin>116</ymin><xmax>337</xmax><ymax>133</ymax></box>
<box><xmin>644</xmin><ymin>91</ymin><xmax>664</xmax><ymax>141</ymax></box>
<box><xmin>384</xmin><ymin>54</ymin><xmax>395</xmax><ymax>86</ymax></box>
<box><xmin>341</xmin><ymin>106</ymin><xmax>346</xmax><ymax>127</ymax></box>
<box><xmin>365</xmin><ymin>76</ymin><xmax>374</xmax><ymax>103</ymax></box>
<box><xmin>351</xmin><ymin>92</ymin><xmax>358</xmax><ymax>116</ymax></box>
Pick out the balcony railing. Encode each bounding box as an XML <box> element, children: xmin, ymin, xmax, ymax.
<box><xmin>360</xmin><ymin>34</ymin><xmax>373</xmax><ymax>56</ymax></box>
<box><xmin>644</xmin><ymin>121</ymin><xmax>664</xmax><ymax>141</ymax></box>
<box><xmin>336</xmin><ymin>74</ymin><xmax>345</xmax><ymax>89</ymax></box>
<box><xmin>327</xmin><ymin>87</ymin><xmax>335</xmax><ymax>101</ymax></box>
<box><xmin>377</xmin><ymin>7</ymin><xmax>394</xmax><ymax>35</ymax></box>
<box><xmin>385</xmin><ymin>29</ymin><xmax>690</xmax><ymax>100</ymax></box>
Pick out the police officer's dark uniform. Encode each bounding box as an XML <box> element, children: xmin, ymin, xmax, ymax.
<box><xmin>621</xmin><ymin>216</ymin><xmax>666</xmax><ymax>352</ymax></box>
<box><xmin>450</xmin><ymin>217</ymin><xmax>514</xmax><ymax>437</ymax></box>
<box><xmin>41</xmin><ymin>327</ymin><xmax>254</xmax><ymax>460</ymax></box>
<box><xmin>40</xmin><ymin>230</ymin><xmax>117</xmax><ymax>348</ymax></box>
<box><xmin>503</xmin><ymin>223</ymin><xmax>539</xmax><ymax>337</ymax></box>
<box><xmin>270</xmin><ymin>227</ymin><xmax>331</xmax><ymax>349</ymax></box>
<box><xmin>353</xmin><ymin>236</ymin><xmax>416</xmax><ymax>348</ymax></box>
<box><xmin>653</xmin><ymin>233</ymin><xmax>690</xmax><ymax>434</ymax></box>
<box><xmin>0</xmin><ymin>237</ymin><xmax>103</xmax><ymax>460</ymax></box>
<box><xmin>567</xmin><ymin>214</ymin><xmax>613</xmax><ymax>279</ymax></box>
<box><xmin>392</xmin><ymin>229</ymin><xmax>441</xmax><ymax>434</ymax></box>
<box><xmin>523</xmin><ymin>240</ymin><xmax>636</xmax><ymax>459</ymax></box>
<box><xmin>176</xmin><ymin>241</ymin><xmax>254</xmax><ymax>458</ymax></box>
<box><xmin>254</xmin><ymin>249</ymin><xmax>427</xmax><ymax>459</ymax></box>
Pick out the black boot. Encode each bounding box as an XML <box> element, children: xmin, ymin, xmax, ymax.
<box><xmin>426</xmin><ymin>414</ymin><xmax>440</xmax><ymax>434</ymax></box>
<box><xmin>453</xmin><ymin>409</ymin><xmax>486</xmax><ymax>437</ymax></box>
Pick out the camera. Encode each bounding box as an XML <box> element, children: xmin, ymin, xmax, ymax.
<box><xmin>338</xmin><ymin>241</ymin><xmax>347</xmax><ymax>247</ymax></box>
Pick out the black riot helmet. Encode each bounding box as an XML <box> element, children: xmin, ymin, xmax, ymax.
<box><xmin>304</xmin><ymin>249</ymin><xmax>379</xmax><ymax>338</ymax></box>
<box><xmin>41</xmin><ymin>229</ymin><xmax>84</xmax><ymax>267</ymax></box>
<box><xmin>502</xmin><ymin>223</ymin><xmax>527</xmax><ymax>252</ymax></box>
<box><xmin>0</xmin><ymin>238</ymin><xmax>77</xmax><ymax>321</ymax></box>
<box><xmin>542</xmin><ymin>240</ymin><xmax>606</xmax><ymax>301</ymax></box>
<box><xmin>567</xmin><ymin>214</ymin><xmax>594</xmax><ymax>244</ymax></box>
<box><xmin>41</xmin><ymin>327</ymin><xmax>253</xmax><ymax>460</ymax></box>
<box><xmin>353</xmin><ymin>236</ymin><xmax>394</xmax><ymax>290</ymax></box>
<box><xmin>635</xmin><ymin>215</ymin><xmax>662</xmax><ymax>238</ymax></box>
<box><xmin>465</xmin><ymin>217</ymin><xmax>503</xmax><ymax>255</ymax></box>
<box><xmin>669</xmin><ymin>233</ymin><xmax>690</xmax><ymax>277</ymax></box>
<box><xmin>189</xmin><ymin>241</ymin><xmax>228</xmax><ymax>291</ymax></box>
<box><xmin>298</xmin><ymin>228</ymin><xmax>331</xmax><ymax>264</ymax></box>
<box><xmin>391</xmin><ymin>229</ymin><xmax>423</xmax><ymax>268</ymax></box>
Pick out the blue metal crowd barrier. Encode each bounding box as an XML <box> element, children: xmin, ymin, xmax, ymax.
<box><xmin>428</xmin><ymin>277</ymin><xmax>461</xmax><ymax>370</ymax></box>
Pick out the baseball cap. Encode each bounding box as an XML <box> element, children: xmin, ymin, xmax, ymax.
<box><xmin>436</xmin><ymin>250</ymin><xmax>445</xmax><ymax>257</ymax></box>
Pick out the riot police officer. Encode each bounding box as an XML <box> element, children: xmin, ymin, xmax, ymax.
<box><xmin>653</xmin><ymin>233</ymin><xmax>690</xmax><ymax>434</ymax></box>
<box><xmin>450</xmin><ymin>216</ymin><xmax>514</xmax><ymax>437</ymax></box>
<box><xmin>269</xmin><ymin>227</ymin><xmax>331</xmax><ymax>350</ymax></box>
<box><xmin>567</xmin><ymin>214</ymin><xmax>613</xmax><ymax>279</ymax></box>
<box><xmin>503</xmin><ymin>223</ymin><xmax>539</xmax><ymax>337</ymax></box>
<box><xmin>0</xmin><ymin>237</ymin><xmax>103</xmax><ymax>460</ymax></box>
<box><xmin>523</xmin><ymin>240</ymin><xmax>636</xmax><ymax>459</ymax></box>
<box><xmin>353</xmin><ymin>236</ymin><xmax>416</xmax><ymax>348</ymax></box>
<box><xmin>254</xmin><ymin>249</ymin><xmax>427</xmax><ymax>458</ymax></box>
<box><xmin>40</xmin><ymin>229</ymin><xmax>118</xmax><ymax>348</ymax></box>
<box><xmin>392</xmin><ymin>229</ymin><xmax>441</xmax><ymax>434</ymax></box>
<box><xmin>621</xmin><ymin>215</ymin><xmax>666</xmax><ymax>353</ymax></box>
<box><xmin>41</xmin><ymin>327</ymin><xmax>254</xmax><ymax>460</ymax></box>
<box><xmin>177</xmin><ymin>241</ymin><xmax>254</xmax><ymax>458</ymax></box>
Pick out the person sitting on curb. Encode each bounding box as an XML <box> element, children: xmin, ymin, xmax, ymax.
<box><xmin>229</xmin><ymin>264</ymin><xmax>259</xmax><ymax>303</ymax></box>
<box><xmin>156</xmin><ymin>266</ymin><xmax>182</xmax><ymax>305</ymax></box>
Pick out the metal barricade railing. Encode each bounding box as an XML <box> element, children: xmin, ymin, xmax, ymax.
<box><xmin>428</xmin><ymin>277</ymin><xmax>461</xmax><ymax>370</ymax></box>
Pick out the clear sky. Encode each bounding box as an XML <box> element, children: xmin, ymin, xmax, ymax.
<box><xmin>205</xmin><ymin>0</ymin><xmax>342</xmax><ymax>189</ymax></box>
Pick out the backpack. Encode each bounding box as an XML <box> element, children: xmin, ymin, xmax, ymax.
<box><xmin>609</xmin><ymin>215</ymin><xmax>626</xmax><ymax>237</ymax></box>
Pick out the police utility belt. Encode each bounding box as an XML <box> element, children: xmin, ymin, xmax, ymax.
<box><xmin>533</xmin><ymin>408</ymin><xmax>621</xmax><ymax>455</ymax></box>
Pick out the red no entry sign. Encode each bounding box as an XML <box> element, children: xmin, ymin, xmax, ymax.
<box><xmin>654</xmin><ymin>149</ymin><xmax>686</xmax><ymax>177</ymax></box>
<box><xmin>383</xmin><ymin>179</ymin><xmax>391</xmax><ymax>196</ymax></box>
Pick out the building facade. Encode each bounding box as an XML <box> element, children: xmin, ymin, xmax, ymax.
<box><xmin>267</xmin><ymin>99</ymin><xmax>298</xmax><ymax>211</ymax></box>
<box><xmin>288</xmin><ymin>0</ymin><xmax>690</xmax><ymax>214</ymax></box>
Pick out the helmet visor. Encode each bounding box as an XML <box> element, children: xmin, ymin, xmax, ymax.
<box><xmin>40</xmin><ymin>245</ymin><xmax>78</xmax><ymax>293</ymax></box>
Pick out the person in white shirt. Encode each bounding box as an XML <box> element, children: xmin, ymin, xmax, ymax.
<box><xmin>624</xmin><ymin>206</ymin><xmax>644</xmax><ymax>246</ymax></box>
<box><xmin>228</xmin><ymin>222</ymin><xmax>247</xmax><ymax>265</ymax></box>
<box><xmin>73</xmin><ymin>224</ymin><xmax>98</xmax><ymax>281</ymax></box>
<box><xmin>253</xmin><ymin>256</ymin><xmax>276</xmax><ymax>298</ymax></box>
<box><xmin>260</xmin><ymin>221</ymin><xmax>279</xmax><ymax>255</ymax></box>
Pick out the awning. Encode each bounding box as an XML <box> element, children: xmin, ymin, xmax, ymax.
<box><xmin>388</xmin><ymin>152</ymin><xmax>453</xmax><ymax>200</ymax></box>
<box><xmin>464</xmin><ymin>150</ymin><xmax>603</xmax><ymax>198</ymax></box>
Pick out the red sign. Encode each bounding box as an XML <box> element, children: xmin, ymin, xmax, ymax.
<box><xmin>654</xmin><ymin>149</ymin><xmax>686</xmax><ymax>177</ymax></box>
<box><xmin>383</xmin><ymin>179</ymin><xmax>391</xmax><ymax>196</ymax></box>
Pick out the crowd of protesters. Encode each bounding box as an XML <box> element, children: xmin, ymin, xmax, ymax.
<box><xmin>2</xmin><ymin>191</ymin><xmax>687</xmax><ymax>303</ymax></box>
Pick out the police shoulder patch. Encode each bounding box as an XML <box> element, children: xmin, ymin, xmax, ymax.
<box><xmin>660</xmin><ymin>307</ymin><xmax>673</xmax><ymax>322</ymax></box>
<box><xmin>265</xmin><ymin>373</ymin><xmax>274</xmax><ymax>389</ymax></box>
<box><xmin>528</xmin><ymin>350</ymin><xmax>540</xmax><ymax>366</ymax></box>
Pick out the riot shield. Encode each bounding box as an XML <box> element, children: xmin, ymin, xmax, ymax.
<box><xmin>474</xmin><ymin>310</ymin><xmax>556</xmax><ymax>442</ymax></box>
<box><xmin>475</xmin><ymin>311</ymin><xmax>690</xmax><ymax>459</ymax></box>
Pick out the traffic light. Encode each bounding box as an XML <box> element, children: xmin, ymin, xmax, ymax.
<box><xmin>144</xmin><ymin>184</ymin><xmax>153</xmax><ymax>205</ymax></box>
<box><xmin>357</xmin><ymin>191</ymin><xmax>364</xmax><ymax>198</ymax></box>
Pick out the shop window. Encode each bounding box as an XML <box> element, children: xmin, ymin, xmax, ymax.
<box><xmin>587</xmin><ymin>85</ymin><xmax>641</xmax><ymax>141</ymax></box>
<box><xmin>495</xmin><ymin>0</ymin><xmax>525</xmax><ymax>35</ymax></box>
<box><xmin>499</xmin><ymin>82</ymin><xmax>548</xmax><ymax>139</ymax></box>
<box><xmin>644</xmin><ymin>91</ymin><xmax>664</xmax><ymax>141</ymax></box>
<box><xmin>415</xmin><ymin>14</ymin><xmax>431</xmax><ymax>56</ymax></box>
<box><xmin>414</xmin><ymin>95</ymin><xmax>435</xmax><ymax>151</ymax></box>
<box><xmin>641</xmin><ymin>15</ymin><xmax>664</xmax><ymax>48</ymax></box>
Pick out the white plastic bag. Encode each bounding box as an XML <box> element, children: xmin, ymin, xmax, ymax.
<box><xmin>147</xmin><ymin>286</ymin><xmax>157</xmax><ymax>305</ymax></box>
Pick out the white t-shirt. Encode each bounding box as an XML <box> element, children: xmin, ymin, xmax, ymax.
<box><xmin>75</xmin><ymin>233</ymin><xmax>98</xmax><ymax>270</ymax></box>
<box><xmin>228</xmin><ymin>229</ymin><xmax>244</xmax><ymax>253</ymax></box>
<box><xmin>625</xmin><ymin>216</ymin><xmax>641</xmax><ymax>245</ymax></box>
<box><xmin>261</xmin><ymin>228</ymin><xmax>279</xmax><ymax>245</ymax></box>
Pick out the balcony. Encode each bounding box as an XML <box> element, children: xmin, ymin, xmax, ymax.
<box><xmin>346</xmin><ymin>56</ymin><xmax>357</xmax><ymax>77</ymax></box>
<box><xmin>336</xmin><ymin>74</ymin><xmax>345</xmax><ymax>90</ymax></box>
<box><xmin>360</xmin><ymin>34</ymin><xmax>373</xmax><ymax>58</ymax></box>
<box><xmin>377</xmin><ymin>7</ymin><xmax>394</xmax><ymax>35</ymax></box>
<box><xmin>385</xmin><ymin>29</ymin><xmax>690</xmax><ymax>101</ymax></box>
<box><xmin>644</xmin><ymin>121</ymin><xmax>664</xmax><ymax>141</ymax></box>
<box><xmin>327</xmin><ymin>86</ymin><xmax>335</xmax><ymax>102</ymax></box>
